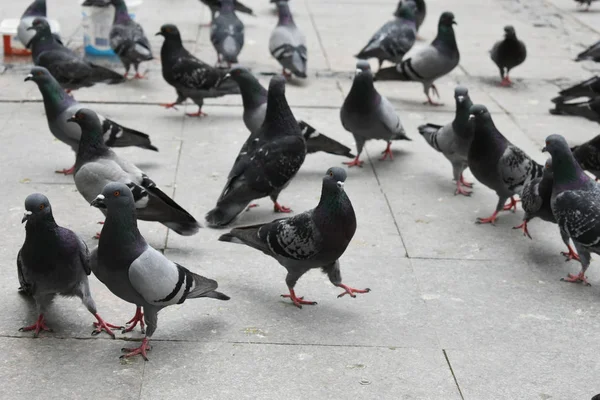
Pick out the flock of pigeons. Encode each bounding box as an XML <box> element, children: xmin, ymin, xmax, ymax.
<box><xmin>10</xmin><ymin>0</ymin><xmax>600</xmax><ymax>364</ymax></box>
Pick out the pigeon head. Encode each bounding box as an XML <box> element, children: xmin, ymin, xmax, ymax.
<box><xmin>454</xmin><ymin>85</ymin><xmax>469</xmax><ymax>104</ymax></box>
<box><xmin>323</xmin><ymin>167</ymin><xmax>347</xmax><ymax>193</ymax></box>
<box><xmin>223</xmin><ymin>67</ymin><xmax>266</xmax><ymax>108</ymax></box>
<box><xmin>354</xmin><ymin>61</ymin><xmax>374</xmax><ymax>84</ymax></box>
<box><xmin>156</xmin><ymin>24</ymin><xmax>181</xmax><ymax>41</ymax></box>
<box><xmin>28</xmin><ymin>17</ymin><xmax>51</xmax><ymax>33</ymax></box>
<box><xmin>504</xmin><ymin>25</ymin><xmax>516</xmax><ymax>38</ymax></box>
<box><xmin>439</xmin><ymin>12</ymin><xmax>457</xmax><ymax>27</ymax></box>
<box><xmin>68</xmin><ymin>109</ymin><xmax>107</xmax><ymax>155</ymax></box>
<box><xmin>542</xmin><ymin>134</ymin><xmax>570</xmax><ymax>156</ymax></box>
<box><xmin>469</xmin><ymin>104</ymin><xmax>488</xmax><ymax>118</ymax></box>
<box><xmin>22</xmin><ymin>0</ymin><xmax>47</xmax><ymax>18</ymax></box>
<box><xmin>542</xmin><ymin>134</ymin><xmax>587</xmax><ymax>186</ymax></box>
<box><xmin>543</xmin><ymin>158</ymin><xmax>553</xmax><ymax>178</ymax></box>
<box><xmin>263</xmin><ymin>75</ymin><xmax>300</xmax><ymax>137</ymax></box>
<box><xmin>91</xmin><ymin>182</ymin><xmax>135</xmax><ymax>211</ymax></box>
<box><xmin>356</xmin><ymin>60</ymin><xmax>372</xmax><ymax>73</ymax></box>
<box><xmin>394</xmin><ymin>1</ymin><xmax>417</xmax><ymax>20</ymax></box>
<box><xmin>276</xmin><ymin>1</ymin><xmax>294</xmax><ymax>25</ymax></box>
<box><xmin>220</xmin><ymin>0</ymin><xmax>235</xmax><ymax>11</ymax></box>
<box><xmin>24</xmin><ymin>66</ymin><xmax>54</xmax><ymax>85</ymax></box>
<box><xmin>67</xmin><ymin>108</ymin><xmax>102</xmax><ymax>134</ymax></box>
<box><xmin>22</xmin><ymin>193</ymin><xmax>53</xmax><ymax>224</ymax></box>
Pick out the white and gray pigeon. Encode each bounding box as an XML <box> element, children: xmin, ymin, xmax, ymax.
<box><xmin>90</xmin><ymin>182</ymin><xmax>229</xmax><ymax>360</ymax></box>
<box><xmin>375</xmin><ymin>11</ymin><xmax>459</xmax><ymax>106</ymax></box>
<box><xmin>468</xmin><ymin>104</ymin><xmax>543</xmax><ymax>224</ymax></box>
<box><xmin>355</xmin><ymin>1</ymin><xmax>417</xmax><ymax>70</ymax></box>
<box><xmin>17</xmin><ymin>193</ymin><xmax>119</xmax><ymax>338</ymax></box>
<box><xmin>108</xmin><ymin>0</ymin><xmax>153</xmax><ymax>79</ymax></box>
<box><xmin>219</xmin><ymin>167</ymin><xmax>370</xmax><ymax>308</ymax></box>
<box><xmin>418</xmin><ymin>86</ymin><xmax>474</xmax><ymax>196</ymax></box>
<box><xmin>26</xmin><ymin>66</ymin><xmax>157</xmax><ymax>175</ymax></box>
<box><xmin>490</xmin><ymin>26</ymin><xmax>527</xmax><ymax>86</ymax></box>
<box><xmin>269</xmin><ymin>1</ymin><xmax>307</xmax><ymax>79</ymax></box>
<box><xmin>210</xmin><ymin>0</ymin><xmax>245</xmax><ymax>66</ymax></box>
<box><xmin>205</xmin><ymin>76</ymin><xmax>306</xmax><ymax>227</ymax></box>
<box><xmin>340</xmin><ymin>60</ymin><xmax>411</xmax><ymax>168</ymax></box>
<box><xmin>18</xmin><ymin>0</ymin><xmax>61</xmax><ymax>49</ymax></box>
<box><xmin>156</xmin><ymin>24</ymin><xmax>240</xmax><ymax>117</ymax></box>
<box><xmin>69</xmin><ymin>108</ymin><xmax>201</xmax><ymax>236</ymax></box>
<box><xmin>223</xmin><ymin>66</ymin><xmax>354</xmax><ymax>158</ymax></box>
<box><xmin>543</xmin><ymin>134</ymin><xmax>600</xmax><ymax>285</ymax></box>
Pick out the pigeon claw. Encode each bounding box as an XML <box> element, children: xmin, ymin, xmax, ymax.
<box><xmin>455</xmin><ymin>182</ymin><xmax>472</xmax><ymax>196</ymax></box>
<box><xmin>281</xmin><ymin>289</ymin><xmax>317</xmax><ymax>309</ymax></box>
<box><xmin>512</xmin><ymin>221</ymin><xmax>532</xmax><ymax>239</ymax></box>
<box><xmin>133</xmin><ymin>72</ymin><xmax>147</xmax><ymax>80</ymax></box>
<box><xmin>159</xmin><ymin>102</ymin><xmax>179</xmax><ymax>111</ymax></box>
<box><xmin>19</xmin><ymin>314</ymin><xmax>52</xmax><ymax>337</ymax></box>
<box><xmin>459</xmin><ymin>174</ymin><xmax>473</xmax><ymax>188</ymax></box>
<box><xmin>336</xmin><ymin>284</ymin><xmax>371</xmax><ymax>298</ymax></box>
<box><xmin>186</xmin><ymin>109</ymin><xmax>208</xmax><ymax>117</ymax></box>
<box><xmin>500</xmin><ymin>76</ymin><xmax>513</xmax><ymax>87</ymax></box>
<box><xmin>55</xmin><ymin>165</ymin><xmax>75</xmax><ymax>175</ymax></box>
<box><xmin>476</xmin><ymin>211</ymin><xmax>499</xmax><ymax>225</ymax></box>
<box><xmin>92</xmin><ymin>313</ymin><xmax>121</xmax><ymax>338</ymax></box>
<box><xmin>122</xmin><ymin>307</ymin><xmax>145</xmax><ymax>334</ymax></box>
<box><xmin>93</xmin><ymin>232</ymin><xmax>101</xmax><ymax>240</ymax></box>
<box><xmin>273</xmin><ymin>202</ymin><xmax>292</xmax><ymax>213</ymax></box>
<box><xmin>561</xmin><ymin>245</ymin><xmax>580</xmax><ymax>262</ymax></box>
<box><xmin>502</xmin><ymin>197</ymin><xmax>519</xmax><ymax>213</ymax></box>
<box><xmin>343</xmin><ymin>156</ymin><xmax>364</xmax><ymax>168</ymax></box>
<box><xmin>380</xmin><ymin>142</ymin><xmax>394</xmax><ymax>161</ymax></box>
<box><xmin>561</xmin><ymin>272</ymin><xmax>591</xmax><ymax>286</ymax></box>
<box><xmin>120</xmin><ymin>338</ymin><xmax>152</xmax><ymax>361</ymax></box>
<box><xmin>245</xmin><ymin>203</ymin><xmax>259</xmax><ymax>212</ymax></box>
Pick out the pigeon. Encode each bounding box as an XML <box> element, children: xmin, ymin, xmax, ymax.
<box><xmin>468</xmin><ymin>104</ymin><xmax>543</xmax><ymax>224</ymax></box>
<box><xmin>549</xmin><ymin>96</ymin><xmax>600</xmax><ymax>123</ymax></box>
<box><xmin>355</xmin><ymin>1</ymin><xmax>417</xmax><ymax>70</ymax></box>
<box><xmin>26</xmin><ymin>66</ymin><xmax>157</xmax><ymax>175</ymax></box>
<box><xmin>490</xmin><ymin>26</ymin><xmax>527</xmax><ymax>86</ymax></box>
<box><xmin>374</xmin><ymin>12</ymin><xmax>459</xmax><ymax>106</ymax></box>
<box><xmin>18</xmin><ymin>0</ymin><xmax>62</xmax><ymax>49</ymax></box>
<box><xmin>90</xmin><ymin>182</ymin><xmax>229</xmax><ymax>360</ymax></box>
<box><xmin>551</xmin><ymin>76</ymin><xmax>600</xmax><ymax>104</ymax></box>
<box><xmin>223</xmin><ymin>66</ymin><xmax>354</xmax><ymax>158</ymax></box>
<box><xmin>575</xmin><ymin>40</ymin><xmax>600</xmax><ymax>62</ymax></box>
<box><xmin>219</xmin><ymin>167</ymin><xmax>370</xmax><ymax>308</ymax></box>
<box><xmin>69</xmin><ymin>108</ymin><xmax>201</xmax><ymax>236</ymax></box>
<box><xmin>418</xmin><ymin>85</ymin><xmax>474</xmax><ymax>196</ymax></box>
<box><xmin>513</xmin><ymin>158</ymin><xmax>580</xmax><ymax>260</ymax></box>
<box><xmin>17</xmin><ymin>193</ymin><xmax>119</xmax><ymax>338</ymax></box>
<box><xmin>205</xmin><ymin>76</ymin><xmax>306</xmax><ymax>227</ymax></box>
<box><xmin>200</xmin><ymin>0</ymin><xmax>254</xmax><ymax>20</ymax></box>
<box><xmin>27</xmin><ymin>18</ymin><xmax>125</xmax><ymax>92</ymax></box>
<box><xmin>340</xmin><ymin>60</ymin><xmax>411</xmax><ymax>168</ymax></box>
<box><xmin>575</xmin><ymin>0</ymin><xmax>598</xmax><ymax>10</ymax></box>
<box><xmin>411</xmin><ymin>0</ymin><xmax>427</xmax><ymax>31</ymax></box>
<box><xmin>210</xmin><ymin>0</ymin><xmax>245</xmax><ymax>66</ymax></box>
<box><xmin>571</xmin><ymin>134</ymin><xmax>600</xmax><ymax>180</ymax></box>
<box><xmin>543</xmin><ymin>134</ymin><xmax>600</xmax><ymax>285</ymax></box>
<box><xmin>270</xmin><ymin>1</ymin><xmax>307</xmax><ymax>79</ymax></box>
<box><xmin>156</xmin><ymin>24</ymin><xmax>240</xmax><ymax>117</ymax></box>
<box><xmin>108</xmin><ymin>0</ymin><xmax>153</xmax><ymax>79</ymax></box>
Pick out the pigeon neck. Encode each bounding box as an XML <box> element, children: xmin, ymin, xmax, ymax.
<box><xmin>314</xmin><ymin>188</ymin><xmax>356</xmax><ymax>238</ymax></box>
<box><xmin>552</xmin><ymin>149</ymin><xmax>590</xmax><ymax>190</ymax></box>
<box><xmin>161</xmin><ymin>36</ymin><xmax>184</xmax><ymax>60</ymax></box>
<box><xmin>277</xmin><ymin>4</ymin><xmax>294</xmax><ymax>26</ymax></box>
<box><xmin>23</xmin><ymin>0</ymin><xmax>46</xmax><ymax>17</ymax></box>
<box><xmin>76</xmin><ymin>125</ymin><xmax>110</xmax><ymax>165</ymax></box>
<box><xmin>473</xmin><ymin>115</ymin><xmax>506</xmax><ymax>151</ymax></box>
<box><xmin>30</xmin><ymin>30</ymin><xmax>55</xmax><ymax>56</ymax></box>
<box><xmin>263</xmin><ymin>88</ymin><xmax>299</xmax><ymax>137</ymax></box>
<box><xmin>220</xmin><ymin>0</ymin><xmax>234</xmax><ymax>12</ymax></box>
<box><xmin>113</xmin><ymin>1</ymin><xmax>131</xmax><ymax>23</ymax></box>
<box><xmin>39</xmin><ymin>80</ymin><xmax>75</xmax><ymax>120</ymax></box>
<box><xmin>452</xmin><ymin>98</ymin><xmax>473</xmax><ymax>138</ymax></box>
<box><xmin>432</xmin><ymin>24</ymin><xmax>458</xmax><ymax>54</ymax></box>
<box><xmin>25</xmin><ymin>214</ymin><xmax>58</xmax><ymax>234</ymax></box>
<box><xmin>100</xmin><ymin>206</ymin><xmax>146</xmax><ymax>261</ymax></box>
<box><xmin>238</xmin><ymin>78</ymin><xmax>268</xmax><ymax>110</ymax></box>
<box><xmin>346</xmin><ymin>77</ymin><xmax>378</xmax><ymax>112</ymax></box>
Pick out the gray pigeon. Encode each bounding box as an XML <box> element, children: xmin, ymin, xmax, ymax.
<box><xmin>576</xmin><ymin>40</ymin><xmax>600</xmax><ymax>62</ymax></box>
<box><xmin>200</xmin><ymin>0</ymin><xmax>254</xmax><ymax>19</ymax></box>
<box><xmin>205</xmin><ymin>76</ymin><xmax>306</xmax><ymax>227</ymax></box>
<box><xmin>468</xmin><ymin>104</ymin><xmax>543</xmax><ymax>224</ymax></box>
<box><xmin>340</xmin><ymin>60</ymin><xmax>411</xmax><ymax>167</ymax></box>
<box><xmin>69</xmin><ymin>109</ymin><xmax>201</xmax><ymax>236</ymax></box>
<box><xmin>355</xmin><ymin>1</ymin><xmax>417</xmax><ymax>70</ymax></box>
<box><xmin>28</xmin><ymin>18</ymin><xmax>125</xmax><ymax>92</ymax></box>
<box><xmin>551</xmin><ymin>76</ymin><xmax>600</xmax><ymax>104</ymax></box>
<box><xmin>223</xmin><ymin>66</ymin><xmax>354</xmax><ymax>158</ymax></box>
<box><xmin>210</xmin><ymin>0</ymin><xmax>245</xmax><ymax>66</ymax></box>
<box><xmin>219</xmin><ymin>167</ymin><xmax>370</xmax><ymax>308</ymax></box>
<box><xmin>26</xmin><ymin>66</ymin><xmax>157</xmax><ymax>175</ymax></box>
<box><xmin>269</xmin><ymin>1</ymin><xmax>307</xmax><ymax>79</ymax></box>
<box><xmin>375</xmin><ymin>12</ymin><xmax>459</xmax><ymax>105</ymax></box>
<box><xmin>90</xmin><ymin>182</ymin><xmax>229</xmax><ymax>360</ymax></box>
<box><xmin>18</xmin><ymin>193</ymin><xmax>119</xmax><ymax>337</ymax></box>
<box><xmin>543</xmin><ymin>134</ymin><xmax>600</xmax><ymax>285</ymax></box>
<box><xmin>411</xmin><ymin>0</ymin><xmax>426</xmax><ymax>31</ymax></box>
<box><xmin>156</xmin><ymin>24</ymin><xmax>240</xmax><ymax>117</ymax></box>
<box><xmin>571</xmin><ymin>135</ymin><xmax>600</xmax><ymax>180</ymax></box>
<box><xmin>490</xmin><ymin>26</ymin><xmax>527</xmax><ymax>86</ymax></box>
<box><xmin>513</xmin><ymin>158</ymin><xmax>581</xmax><ymax>261</ymax></box>
<box><xmin>418</xmin><ymin>86</ymin><xmax>474</xmax><ymax>196</ymax></box>
<box><xmin>18</xmin><ymin>0</ymin><xmax>62</xmax><ymax>50</ymax></box>
<box><xmin>109</xmin><ymin>0</ymin><xmax>153</xmax><ymax>79</ymax></box>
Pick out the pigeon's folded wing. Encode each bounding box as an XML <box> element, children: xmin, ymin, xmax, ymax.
<box><xmin>555</xmin><ymin>190</ymin><xmax>600</xmax><ymax>245</ymax></box>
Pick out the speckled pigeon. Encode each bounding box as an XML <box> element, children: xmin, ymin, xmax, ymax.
<box><xmin>18</xmin><ymin>0</ymin><xmax>61</xmax><ymax>49</ymax></box>
<box><xmin>210</xmin><ymin>0</ymin><xmax>244</xmax><ymax>66</ymax></box>
<box><xmin>28</xmin><ymin>18</ymin><xmax>124</xmax><ymax>91</ymax></box>
<box><xmin>418</xmin><ymin>85</ymin><xmax>474</xmax><ymax>196</ymax></box>
<box><xmin>26</xmin><ymin>66</ymin><xmax>157</xmax><ymax>175</ymax></box>
<box><xmin>69</xmin><ymin>109</ymin><xmax>201</xmax><ymax>236</ymax></box>
<box><xmin>571</xmin><ymin>134</ymin><xmax>600</xmax><ymax>180</ymax></box>
<box><xmin>219</xmin><ymin>167</ymin><xmax>369</xmax><ymax>308</ymax></box>
<box><xmin>224</xmin><ymin>67</ymin><xmax>354</xmax><ymax>158</ymax></box>
<box><xmin>468</xmin><ymin>104</ymin><xmax>543</xmax><ymax>224</ymax></box>
<box><xmin>108</xmin><ymin>0</ymin><xmax>153</xmax><ymax>79</ymax></box>
<box><xmin>543</xmin><ymin>134</ymin><xmax>600</xmax><ymax>285</ymax></box>
<box><xmin>200</xmin><ymin>0</ymin><xmax>254</xmax><ymax>20</ymax></box>
<box><xmin>270</xmin><ymin>1</ymin><xmax>307</xmax><ymax>79</ymax></box>
<box><xmin>156</xmin><ymin>24</ymin><xmax>239</xmax><ymax>117</ymax></box>
<box><xmin>355</xmin><ymin>1</ymin><xmax>417</xmax><ymax>70</ymax></box>
<box><xmin>205</xmin><ymin>76</ymin><xmax>306</xmax><ymax>227</ymax></box>
<box><xmin>575</xmin><ymin>40</ymin><xmax>600</xmax><ymax>62</ymax></box>
<box><xmin>90</xmin><ymin>182</ymin><xmax>229</xmax><ymax>360</ymax></box>
<box><xmin>341</xmin><ymin>60</ymin><xmax>411</xmax><ymax>167</ymax></box>
<box><xmin>17</xmin><ymin>193</ymin><xmax>119</xmax><ymax>338</ymax></box>
<box><xmin>490</xmin><ymin>26</ymin><xmax>527</xmax><ymax>86</ymax></box>
<box><xmin>375</xmin><ymin>12</ymin><xmax>459</xmax><ymax>106</ymax></box>
<box><xmin>551</xmin><ymin>76</ymin><xmax>600</xmax><ymax>104</ymax></box>
<box><xmin>549</xmin><ymin>96</ymin><xmax>600</xmax><ymax>124</ymax></box>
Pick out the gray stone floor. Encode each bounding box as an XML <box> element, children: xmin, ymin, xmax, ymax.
<box><xmin>1</xmin><ymin>0</ymin><xmax>600</xmax><ymax>399</ymax></box>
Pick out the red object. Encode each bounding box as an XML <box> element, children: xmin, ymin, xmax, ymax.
<box><xmin>122</xmin><ymin>306</ymin><xmax>145</xmax><ymax>334</ymax></box>
<box><xmin>3</xmin><ymin>35</ymin><xmax>31</xmax><ymax>56</ymax></box>
<box><xmin>281</xmin><ymin>288</ymin><xmax>317</xmax><ymax>309</ymax></box>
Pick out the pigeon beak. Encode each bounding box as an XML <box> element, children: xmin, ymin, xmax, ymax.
<box><xmin>355</xmin><ymin>69</ymin><xmax>363</xmax><ymax>75</ymax></box>
<box><xmin>66</xmin><ymin>115</ymin><xmax>77</xmax><ymax>123</ymax></box>
<box><xmin>26</xmin><ymin>26</ymin><xmax>36</xmax><ymax>32</ymax></box>
<box><xmin>21</xmin><ymin>210</ymin><xmax>32</xmax><ymax>223</ymax></box>
<box><xmin>452</xmin><ymin>20</ymin><xmax>457</xmax><ymax>25</ymax></box>
<box><xmin>336</xmin><ymin>181</ymin><xmax>345</xmax><ymax>190</ymax></box>
<box><xmin>90</xmin><ymin>194</ymin><xmax>106</xmax><ymax>209</ymax></box>
<box><xmin>541</xmin><ymin>147</ymin><xmax>547</xmax><ymax>153</ymax></box>
<box><xmin>155</xmin><ymin>31</ymin><xmax>163</xmax><ymax>36</ymax></box>
<box><xmin>457</xmin><ymin>95</ymin><xmax>464</xmax><ymax>103</ymax></box>
<box><xmin>24</xmin><ymin>74</ymin><xmax>33</xmax><ymax>82</ymax></box>
<box><xmin>217</xmin><ymin>73</ymin><xmax>231</xmax><ymax>87</ymax></box>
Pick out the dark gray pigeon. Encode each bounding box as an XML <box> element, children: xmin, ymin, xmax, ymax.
<box><xmin>340</xmin><ymin>60</ymin><xmax>411</xmax><ymax>167</ymax></box>
<box><xmin>109</xmin><ymin>0</ymin><xmax>153</xmax><ymax>79</ymax></box>
<box><xmin>468</xmin><ymin>104</ymin><xmax>543</xmax><ymax>224</ymax></box>
<box><xmin>28</xmin><ymin>18</ymin><xmax>124</xmax><ymax>92</ymax></box>
<box><xmin>26</xmin><ymin>66</ymin><xmax>157</xmax><ymax>175</ymax></box>
<box><xmin>69</xmin><ymin>109</ymin><xmax>201</xmax><ymax>236</ymax></box>
<box><xmin>575</xmin><ymin>0</ymin><xmax>598</xmax><ymax>10</ymax></box>
<box><xmin>200</xmin><ymin>0</ymin><xmax>254</xmax><ymax>19</ymax></box>
<box><xmin>543</xmin><ymin>134</ymin><xmax>600</xmax><ymax>285</ymax></box>
<box><xmin>551</xmin><ymin>76</ymin><xmax>600</xmax><ymax>104</ymax></box>
<box><xmin>219</xmin><ymin>167</ymin><xmax>369</xmax><ymax>308</ymax></box>
<box><xmin>18</xmin><ymin>193</ymin><xmax>119</xmax><ymax>337</ymax></box>
<box><xmin>210</xmin><ymin>0</ymin><xmax>245</xmax><ymax>66</ymax></box>
<box><xmin>206</xmin><ymin>76</ymin><xmax>306</xmax><ymax>227</ymax></box>
<box><xmin>18</xmin><ymin>0</ymin><xmax>62</xmax><ymax>49</ymax></box>
<box><xmin>90</xmin><ymin>182</ymin><xmax>229</xmax><ymax>360</ymax></box>
<box><xmin>269</xmin><ymin>1</ymin><xmax>307</xmax><ymax>79</ymax></box>
<box><xmin>375</xmin><ymin>11</ymin><xmax>459</xmax><ymax>106</ymax></box>
<box><xmin>571</xmin><ymin>134</ymin><xmax>600</xmax><ymax>180</ymax></box>
<box><xmin>411</xmin><ymin>0</ymin><xmax>426</xmax><ymax>31</ymax></box>
<box><xmin>575</xmin><ymin>40</ymin><xmax>600</xmax><ymax>62</ymax></box>
<box><xmin>355</xmin><ymin>1</ymin><xmax>417</xmax><ymax>70</ymax></box>
<box><xmin>223</xmin><ymin>66</ymin><xmax>354</xmax><ymax>158</ymax></box>
<box><xmin>418</xmin><ymin>86</ymin><xmax>474</xmax><ymax>196</ymax></box>
<box><xmin>549</xmin><ymin>96</ymin><xmax>600</xmax><ymax>124</ymax></box>
<box><xmin>490</xmin><ymin>26</ymin><xmax>527</xmax><ymax>86</ymax></box>
<box><xmin>156</xmin><ymin>24</ymin><xmax>240</xmax><ymax>117</ymax></box>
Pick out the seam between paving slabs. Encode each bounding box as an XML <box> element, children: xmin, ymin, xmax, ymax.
<box><xmin>304</xmin><ymin>0</ymin><xmax>332</xmax><ymax>71</ymax></box>
<box><xmin>162</xmin><ymin>113</ymin><xmax>186</xmax><ymax>251</ymax></box>
<box><xmin>443</xmin><ymin>349</ymin><xmax>465</xmax><ymax>400</ymax></box>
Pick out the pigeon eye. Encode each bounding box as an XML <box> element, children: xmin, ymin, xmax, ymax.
<box><xmin>329</xmin><ymin>171</ymin><xmax>333</xmax><ymax>177</ymax></box>
<box><xmin>113</xmin><ymin>191</ymin><xmax>120</xmax><ymax>197</ymax></box>
<box><xmin>39</xmin><ymin>204</ymin><xmax>44</xmax><ymax>210</ymax></box>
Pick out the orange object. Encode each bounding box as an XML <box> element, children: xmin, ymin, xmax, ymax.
<box><xmin>3</xmin><ymin>34</ymin><xmax>31</xmax><ymax>56</ymax></box>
